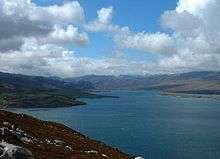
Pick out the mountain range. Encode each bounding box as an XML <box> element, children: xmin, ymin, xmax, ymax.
<box><xmin>68</xmin><ymin>71</ymin><xmax>220</xmax><ymax>94</ymax></box>
<box><xmin>0</xmin><ymin>71</ymin><xmax>220</xmax><ymax>108</ymax></box>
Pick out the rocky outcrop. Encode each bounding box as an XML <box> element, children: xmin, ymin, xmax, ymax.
<box><xmin>0</xmin><ymin>110</ymin><xmax>134</xmax><ymax>159</ymax></box>
<box><xmin>134</xmin><ymin>157</ymin><xmax>144</xmax><ymax>159</ymax></box>
<box><xmin>0</xmin><ymin>141</ymin><xmax>34</xmax><ymax>159</ymax></box>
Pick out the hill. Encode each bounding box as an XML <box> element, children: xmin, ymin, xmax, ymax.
<box><xmin>0</xmin><ymin>110</ymin><xmax>132</xmax><ymax>159</ymax></box>
<box><xmin>68</xmin><ymin>71</ymin><xmax>220</xmax><ymax>95</ymax></box>
<box><xmin>0</xmin><ymin>72</ymin><xmax>100</xmax><ymax>108</ymax></box>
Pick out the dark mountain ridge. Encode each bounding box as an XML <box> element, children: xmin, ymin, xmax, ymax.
<box><xmin>0</xmin><ymin>71</ymin><xmax>94</xmax><ymax>92</ymax></box>
<box><xmin>0</xmin><ymin>72</ymin><xmax>98</xmax><ymax>108</ymax></box>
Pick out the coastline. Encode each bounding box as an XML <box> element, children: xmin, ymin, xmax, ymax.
<box><xmin>0</xmin><ymin>91</ymin><xmax>118</xmax><ymax>109</ymax></box>
<box><xmin>160</xmin><ymin>92</ymin><xmax>220</xmax><ymax>100</ymax></box>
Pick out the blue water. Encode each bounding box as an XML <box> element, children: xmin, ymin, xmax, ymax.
<box><xmin>9</xmin><ymin>91</ymin><xmax>220</xmax><ymax>159</ymax></box>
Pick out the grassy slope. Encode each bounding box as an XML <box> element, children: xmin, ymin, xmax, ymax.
<box><xmin>0</xmin><ymin>110</ymin><xmax>132</xmax><ymax>159</ymax></box>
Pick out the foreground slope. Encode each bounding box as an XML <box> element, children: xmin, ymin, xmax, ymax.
<box><xmin>0</xmin><ymin>110</ymin><xmax>132</xmax><ymax>159</ymax></box>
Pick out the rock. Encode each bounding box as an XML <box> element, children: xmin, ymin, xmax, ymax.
<box><xmin>135</xmin><ymin>157</ymin><xmax>144</xmax><ymax>159</ymax></box>
<box><xmin>85</xmin><ymin>150</ymin><xmax>99</xmax><ymax>154</ymax></box>
<box><xmin>54</xmin><ymin>140</ymin><xmax>65</xmax><ymax>146</ymax></box>
<box><xmin>102</xmin><ymin>154</ymin><xmax>108</xmax><ymax>158</ymax></box>
<box><xmin>0</xmin><ymin>141</ymin><xmax>34</xmax><ymax>159</ymax></box>
<box><xmin>65</xmin><ymin>145</ymin><xmax>72</xmax><ymax>151</ymax></box>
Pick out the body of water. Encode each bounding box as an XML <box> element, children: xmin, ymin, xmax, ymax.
<box><xmin>9</xmin><ymin>91</ymin><xmax>220</xmax><ymax>159</ymax></box>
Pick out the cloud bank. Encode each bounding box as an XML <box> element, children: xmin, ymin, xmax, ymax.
<box><xmin>0</xmin><ymin>0</ymin><xmax>220</xmax><ymax>77</ymax></box>
<box><xmin>0</xmin><ymin>0</ymin><xmax>88</xmax><ymax>52</ymax></box>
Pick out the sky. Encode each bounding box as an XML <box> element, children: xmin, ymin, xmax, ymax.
<box><xmin>0</xmin><ymin>0</ymin><xmax>220</xmax><ymax>77</ymax></box>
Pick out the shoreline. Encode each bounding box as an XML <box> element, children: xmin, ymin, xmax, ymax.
<box><xmin>0</xmin><ymin>91</ymin><xmax>118</xmax><ymax>109</ymax></box>
<box><xmin>160</xmin><ymin>92</ymin><xmax>220</xmax><ymax>100</ymax></box>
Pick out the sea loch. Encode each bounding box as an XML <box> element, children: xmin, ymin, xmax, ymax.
<box><xmin>10</xmin><ymin>91</ymin><xmax>220</xmax><ymax>159</ymax></box>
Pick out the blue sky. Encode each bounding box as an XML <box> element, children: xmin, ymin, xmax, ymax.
<box><xmin>33</xmin><ymin>0</ymin><xmax>178</xmax><ymax>61</ymax></box>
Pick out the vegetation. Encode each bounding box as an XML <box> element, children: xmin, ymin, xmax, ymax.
<box><xmin>0</xmin><ymin>92</ymin><xmax>86</xmax><ymax>108</ymax></box>
<box><xmin>0</xmin><ymin>110</ymin><xmax>132</xmax><ymax>159</ymax></box>
<box><xmin>0</xmin><ymin>72</ymin><xmax>105</xmax><ymax>108</ymax></box>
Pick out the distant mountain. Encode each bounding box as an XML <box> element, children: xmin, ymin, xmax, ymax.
<box><xmin>67</xmin><ymin>75</ymin><xmax>152</xmax><ymax>90</ymax></box>
<box><xmin>1</xmin><ymin>71</ymin><xmax>220</xmax><ymax>108</ymax></box>
<box><xmin>67</xmin><ymin>71</ymin><xmax>220</xmax><ymax>95</ymax></box>
<box><xmin>0</xmin><ymin>72</ymin><xmax>98</xmax><ymax>108</ymax></box>
<box><xmin>0</xmin><ymin>72</ymin><xmax>94</xmax><ymax>92</ymax></box>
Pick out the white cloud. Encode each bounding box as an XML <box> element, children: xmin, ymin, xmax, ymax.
<box><xmin>157</xmin><ymin>53</ymin><xmax>220</xmax><ymax>73</ymax></box>
<box><xmin>40</xmin><ymin>25</ymin><xmax>89</xmax><ymax>46</ymax></box>
<box><xmin>176</xmin><ymin>0</ymin><xmax>213</xmax><ymax>15</ymax></box>
<box><xmin>97</xmin><ymin>6</ymin><xmax>113</xmax><ymax>24</ymax></box>
<box><xmin>156</xmin><ymin>0</ymin><xmax>220</xmax><ymax>73</ymax></box>
<box><xmin>30</xmin><ymin>1</ymin><xmax>85</xmax><ymax>24</ymax></box>
<box><xmin>161</xmin><ymin>10</ymin><xmax>201</xmax><ymax>37</ymax></box>
<box><xmin>114</xmin><ymin>32</ymin><xmax>176</xmax><ymax>55</ymax></box>
<box><xmin>85</xmin><ymin>6</ymin><xmax>121</xmax><ymax>32</ymax></box>
<box><xmin>0</xmin><ymin>0</ymin><xmax>85</xmax><ymax>52</ymax></box>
